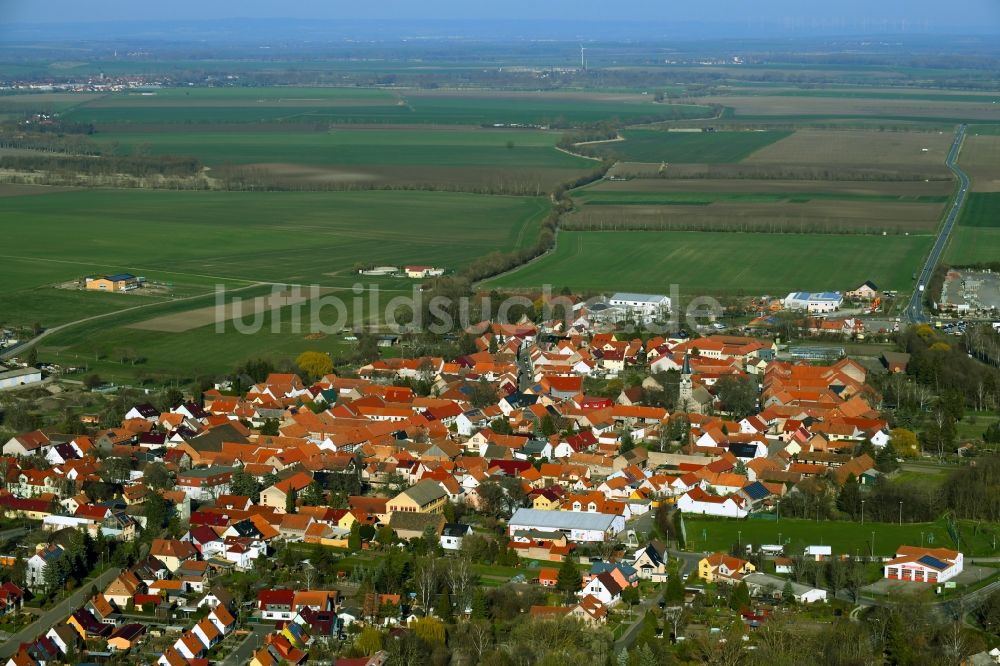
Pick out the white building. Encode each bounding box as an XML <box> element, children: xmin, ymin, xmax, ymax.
<box><xmin>508</xmin><ymin>508</ymin><xmax>624</xmax><ymax>543</ymax></box>
<box><xmin>745</xmin><ymin>573</ymin><xmax>827</xmax><ymax>604</ymax></box>
<box><xmin>0</xmin><ymin>367</ymin><xmax>42</xmax><ymax>390</ymax></box>
<box><xmin>26</xmin><ymin>544</ymin><xmax>65</xmax><ymax>591</ymax></box>
<box><xmin>676</xmin><ymin>487</ymin><xmax>749</xmax><ymax>518</ymax></box>
<box><xmin>884</xmin><ymin>546</ymin><xmax>963</xmax><ymax>583</ymax></box>
<box><xmin>607</xmin><ymin>293</ymin><xmax>671</xmax><ymax>323</ymax></box>
<box><xmin>783</xmin><ymin>292</ymin><xmax>843</xmax><ymax>313</ymax></box>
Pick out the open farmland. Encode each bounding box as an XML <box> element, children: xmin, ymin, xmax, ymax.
<box><xmin>696</xmin><ymin>94</ymin><xmax>1000</xmax><ymax>122</ymax></box>
<box><xmin>562</xmin><ymin>198</ymin><xmax>944</xmax><ymax>234</ymax></box>
<box><xmin>945</xmin><ymin>192</ymin><xmax>1000</xmax><ymax>266</ymax></box>
<box><xmin>66</xmin><ymin>88</ymin><xmax>714</xmax><ymax>126</ymax></box>
<box><xmin>0</xmin><ymin>188</ymin><xmax>549</xmax><ymax>331</ymax></box>
<box><xmin>577</xmin><ymin>129</ymin><xmax>790</xmax><ymax>163</ymax></box>
<box><xmin>90</xmin><ymin>126</ymin><xmax>594</xmax><ymax>191</ymax></box>
<box><xmin>744</xmin><ymin>129</ymin><xmax>953</xmax><ymax>172</ymax></box>
<box><xmin>959</xmin><ymin>132</ymin><xmax>1000</xmax><ymax>192</ymax></box>
<box><xmin>485</xmin><ymin>230</ymin><xmax>932</xmax><ymax>295</ymax></box>
<box><xmin>584</xmin><ymin>177</ymin><xmax>955</xmax><ymax>197</ymax></box>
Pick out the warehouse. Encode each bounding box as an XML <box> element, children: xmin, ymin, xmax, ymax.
<box><xmin>508</xmin><ymin>508</ymin><xmax>624</xmax><ymax>543</ymax></box>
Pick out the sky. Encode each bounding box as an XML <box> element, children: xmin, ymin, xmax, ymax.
<box><xmin>3</xmin><ymin>0</ymin><xmax>1000</xmax><ymax>30</ymax></box>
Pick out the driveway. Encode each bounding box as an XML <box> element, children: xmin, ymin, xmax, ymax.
<box><xmin>221</xmin><ymin>623</ymin><xmax>273</xmax><ymax>666</ymax></box>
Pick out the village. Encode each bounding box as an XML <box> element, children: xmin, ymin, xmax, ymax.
<box><xmin>0</xmin><ymin>287</ymin><xmax>996</xmax><ymax>666</ymax></box>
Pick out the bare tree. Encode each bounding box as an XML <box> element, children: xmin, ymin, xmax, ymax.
<box><xmin>446</xmin><ymin>556</ymin><xmax>474</xmax><ymax>613</ymax></box>
<box><xmin>415</xmin><ymin>557</ymin><xmax>438</xmax><ymax>611</ymax></box>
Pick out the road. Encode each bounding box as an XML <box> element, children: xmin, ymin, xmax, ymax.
<box><xmin>905</xmin><ymin>124</ymin><xmax>969</xmax><ymax>324</ymax></box>
<box><xmin>221</xmin><ymin>623</ymin><xmax>272</xmax><ymax>666</ymax></box>
<box><xmin>0</xmin><ymin>527</ymin><xmax>29</xmax><ymax>543</ymax></box>
<box><xmin>0</xmin><ymin>566</ymin><xmax>120</xmax><ymax>659</ymax></box>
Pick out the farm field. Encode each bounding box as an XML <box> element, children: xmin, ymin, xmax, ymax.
<box><xmin>66</xmin><ymin>88</ymin><xmax>714</xmax><ymax>126</ymax></box>
<box><xmin>696</xmin><ymin>94</ymin><xmax>1000</xmax><ymax>122</ymax></box>
<box><xmin>946</xmin><ymin>227</ymin><xmax>1000</xmax><ymax>266</ymax></box>
<box><xmin>954</xmin><ymin>192</ymin><xmax>1000</xmax><ymax>228</ymax></box>
<box><xmin>744</xmin><ymin>129</ymin><xmax>953</xmax><ymax>171</ymax></box>
<box><xmin>584</xmin><ymin>178</ymin><xmax>955</xmax><ymax>198</ymax></box>
<box><xmin>0</xmin><ymin>188</ymin><xmax>548</xmax><ymax>286</ymax></box>
<box><xmin>577</xmin><ymin>130</ymin><xmax>790</xmax><ymax>163</ymax></box>
<box><xmin>683</xmin><ymin>516</ymin><xmax>999</xmax><ymax>558</ymax></box>
<box><xmin>90</xmin><ymin>126</ymin><xmax>594</xmax><ymax>190</ymax></box>
<box><xmin>563</xmin><ymin>199</ymin><xmax>944</xmax><ymax>234</ymax></box>
<box><xmin>959</xmin><ymin>133</ymin><xmax>1000</xmax><ymax>192</ymax></box>
<box><xmin>484</xmin><ymin>230</ymin><xmax>933</xmax><ymax>295</ymax></box>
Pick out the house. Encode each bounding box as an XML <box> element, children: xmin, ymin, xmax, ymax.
<box><xmin>387</xmin><ymin>479</ymin><xmax>448</xmax><ymax>514</ymax></box>
<box><xmin>744</xmin><ymin>572</ymin><xmax>827</xmax><ymax>604</ymax></box>
<box><xmin>607</xmin><ymin>293</ymin><xmax>671</xmax><ymax>323</ymax></box>
<box><xmin>538</xmin><ymin>568</ymin><xmax>559</xmax><ymax>587</ymax></box>
<box><xmin>108</xmin><ymin>623</ymin><xmax>147</xmax><ymax>652</ymax></box>
<box><xmin>884</xmin><ymin>546</ymin><xmax>963</xmax><ymax>583</ymax></box>
<box><xmin>581</xmin><ymin>571</ymin><xmax>623</xmax><ymax>606</ymax></box>
<box><xmin>45</xmin><ymin>624</ymin><xmax>81</xmax><ymax>657</ymax></box>
<box><xmin>440</xmin><ymin>523</ymin><xmax>472</xmax><ymax>551</ymax></box>
<box><xmin>782</xmin><ymin>292</ymin><xmax>843</xmax><ymax>313</ymax></box>
<box><xmin>676</xmin><ymin>487</ymin><xmax>749</xmax><ymax>518</ymax></box>
<box><xmin>846</xmin><ymin>281</ymin><xmax>879</xmax><ymax>301</ymax></box>
<box><xmin>259</xmin><ymin>472</ymin><xmax>314</xmax><ymax>513</ymax></box>
<box><xmin>259</xmin><ymin>589</ymin><xmax>296</xmax><ymax>621</ymax></box>
<box><xmin>150</xmin><ymin>538</ymin><xmax>198</xmax><ymax>572</ymax></box>
<box><xmin>104</xmin><ymin>570</ymin><xmax>143</xmax><ymax>607</ymax></box>
<box><xmin>569</xmin><ymin>594</ymin><xmax>609</xmax><ymax>626</ymax></box>
<box><xmin>0</xmin><ymin>582</ymin><xmax>24</xmax><ymax>617</ymax></box>
<box><xmin>698</xmin><ymin>552</ymin><xmax>755</xmax><ymax>584</ymax></box>
<box><xmin>508</xmin><ymin>508</ymin><xmax>624</xmax><ymax>543</ymax></box>
<box><xmin>3</xmin><ymin>430</ymin><xmax>52</xmax><ymax>457</ymax></box>
<box><xmin>85</xmin><ymin>273</ymin><xmax>139</xmax><ymax>292</ymax></box>
<box><xmin>175</xmin><ymin>466</ymin><xmax>234</xmax><ymax>501</ymax></box>
<box><xmin>26</xmin><ymin>544</ymin><xmax>64</xmax><ymax>592</ymax></box>
<box><xmin>388</xmin><ymin>512</ymin><xmax>445</xmax><ymax>541</ymax></box>
<box><xmin>632</xmin><ymin>542</ymin><xmax>667</xmax><ymax>581</ymax></box>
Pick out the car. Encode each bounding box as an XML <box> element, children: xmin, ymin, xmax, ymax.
<box><xmin>712</xmin><ymin>322</ymin><xmax>726</xmax><ymax>330</ymax></box>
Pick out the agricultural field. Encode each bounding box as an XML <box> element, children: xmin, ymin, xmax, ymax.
<box><xmin>959</xmin><ymin>132</ymin><xmax>1000</xmax><ymax>192</ymax></box>
<box><xmin>577</xmin><ymin>129</ymin><xmax>790</xmax><ymax>163</ymax></box>
<box><xmin>744</xmin><ymin>129</ymin><xmax>953</xmax><ymax>173</ymax></box>
<box><xmin>945</xmin><ymin>192</ymin><xmax>1000</xmax><ymax>265</ymax></box>
<box><xmin>90</xmin><ymin>126</ymin><xmax>594</xmax><ymax>190</ymax></box>
<box><xmin>0</xmin><ymin>188</ymin><xmax>549</xmax><ymax>331</ymax></box>
<box><xmin>485</xmin><ymin>230</ymin><xmax>932</xmax><ymax>295</ymax></box>
<box><xmin>584</xmin><ymin>178</ymin><xmax>955</xmax><ymax>197</ymax></box>
<box><xmin>695</xmin><ymin>93</ymin><xmax>1000</xmax><ymax>123</ymax></box>
<box><xmin>562</xmin><ymin>198</ymin><xmax>943</xmax><ymax>234</ymax></box>
<box><xmin>683</xmin><ymin>516</ymin><xmax>999</xmax><ymax>558</ymax></box>
<box><xmin>65</xmin><ymin>88</ymin><xmax>714</xmax><ymax>126</ymax></box>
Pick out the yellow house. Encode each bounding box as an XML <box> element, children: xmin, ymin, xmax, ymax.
<box><xmin>698</xmin><ymin>552</ymin><xmax>756</xmax><ymax>584</ymax></box>
<box><xmin>386</xmin><ymin>479</ymin><xmax>447</xmax><ymax>514</ymax></box>
<box><xmin>532</xmin><ymin>492</ymin><xmax>561</xmax><ymax>511</ymax></box>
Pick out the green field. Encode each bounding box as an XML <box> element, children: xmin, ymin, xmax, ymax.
<box><xmin>946</xmin><ymin>227</ymin><xmax>1000</xmax><ymax>265</ymax></box>
<box><xmin>485</xmin><ymin>230</ymin><xmax>932</xmax><ymax>294</ymax></box>
<box><xmin>581</xmin><ymin>130</ymin><xmax>792</xmax><ymax>163</ymax></box>
<box><xmin>92</xmin><ymin>127</ymin><xmax>591</xmax><ymax>169</ymax></box>
<box><xmin>684</xmin><ymin>516</ymin><xmax>999</xmax><ymax>557</ymax></box>
<box><xmin>956</xmin><ymin>192</ymin><xmax>1000</xmax><ymax>227</ymax></box>
<box><xmin>66</xmin><ymin>89</ymin><xmax>714</xmax><ymax>126</ymax></box>
<box><xmin>0</xmin><ymin>188</ymin><xmax>547</xmax><ymax>287</ymax></box>
<box><xmin>0</xmin><ymin>188</ymin><xmax>549</xmax><ymax>335</ymax></box>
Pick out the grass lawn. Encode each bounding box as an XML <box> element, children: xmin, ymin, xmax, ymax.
<box><xmin>683</xmin><ymin>516</ymin><xmax>1000</xmax><ymax>557</ymax></box>
<box><xmin>485</xmin><ymin>230</ymin><xmax>933</xmax><ymax>295</ymax></box>
<box><xmin>581</xmin><ymin>130</ymin><xmax>791</xmax><ymax>163</ymax></box>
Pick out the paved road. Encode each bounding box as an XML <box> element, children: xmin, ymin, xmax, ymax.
<box><xmin>906</xmin><ymin>124</ymin><xmax>969</xmax><ymax>324</ymax></box>
<box><xmin>0</xmin><ymin>527</ymin><xmax>29</xmax><ymax>543</ymax></box>
<box><xmin>221</xmin><ymin>623</ymin><xmax>272</xmax><ymax>666</ymax></box>
<box><xmin>0</xmin><ymin>566</ymin><xmax>120</xmax><ymax>659</ymax></box>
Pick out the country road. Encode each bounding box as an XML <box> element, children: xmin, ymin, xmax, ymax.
<box><xmin>906</xmin><ymin>124</ymin><xmax>969</xmax><ymax>324</ymax></box>
<box><xmin>0</xmin><ymin>567</ymin><xmax>121</xmax><ymax>659</ymax></box>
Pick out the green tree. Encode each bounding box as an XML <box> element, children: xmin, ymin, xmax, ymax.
<box><xmin>356</xmin><ymin>626</ymin><xmax>384</xmax><ymax>656</ymax></box>
<box><xmin>471</xmin><ymin>589</ymin><xmax>489</xmax><ymax>620</ymax></box>
<box><xmin>730</xmin><ymin>581</ymin><xmax>751</xmax><ymax>610</ymax></box>
<box><xmin>143</xmin><ymin>491</ymin><xmax>167</xmax><ymax>533</ymax></box>
<box><xmin>348</xmin><ymin>522</ymin><xmax>362</xmax><ymax>551</ymax></box>
<box><xmin>296</xmin><ymin>351</ymin><xmax>332</xmax><ymax>380</ymax></box>
<box><xmin>666</xmin><ymin>572</ymin><xmax>684</xmax><ymax>604</ymax></box>
<box><xmin>782</xmin><ymin>580</ymin><xmax>796</xmax><ymax>605</ymax></box>
<box><xmin>436</xmin><ymin>589</ymin><xmax>454</xmax><ymax>623</ymax></box>
<box><xmin>285</xmin><ymin>485</ymin><xmax>298</xmax><ymax>514</ymax></box>
<box><xmin>556</xmin><ymin>557</ymin><xmax>582</xmax><ymax>600</ymax></box>
<box><xmin>714</xmin><ymin>375</ymin><xmax>758</xmax><ymax>419</ymax></box>
<box><xmin>230</xmin><ymin>468</ymin><xmax>260</xmax><ymax>497</ymax></box>
<box><xmin>619</xmin><ymin>429</ymin><xmax>635</xmax><ymax>454</ymax></box>
<box><xmin>142</xmin><ymin>462</ymin><xmax>172</xmax><ymax>490</ymax></box>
